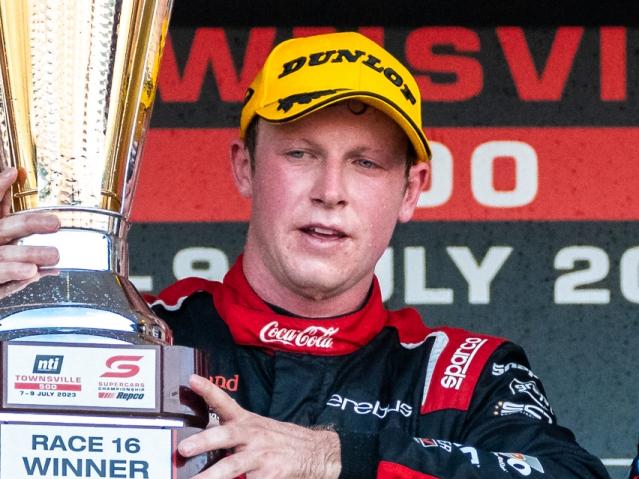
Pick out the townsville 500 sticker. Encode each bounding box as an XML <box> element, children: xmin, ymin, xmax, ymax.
<box><xmin>6</xmin><ymin>344</ymin><xmax>157</xmax><ymax>409</ymax></box>
<box><xmin>0</xmin><ymin>423</ymin><xmax>171</xmax><ymax>479</ymax></box>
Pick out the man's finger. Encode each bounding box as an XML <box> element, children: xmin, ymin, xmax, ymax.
<box><xmin>0</xmin><ymin>268</ymin><xmax>60</xmax><ymax>298</ymax></box>
<box><xmin>0</xmin><ymin>168</ymin><xmax>18</xmax><ymax>217</ymax></box>
<box><xmin>0</xmin><ymin>262</ymin><xmax>38</xmax><ymax>285</ymax></box>
<box><xmin>0</xmin><ymin>167</ymin><xmax>17</xmax><ymax>188</ymax></box>
<box><xmin>0</xmin><ymin>213</ymin><xmax>60</xmax><ymax>244</ymax></box>
<box><xmin>0</xmin><ymin>245</ymin><xmax>59</xmax><ymax>266</ymax></box>
<box><xmin>177</xmin><ymin>424</ymin><xmax>240</xmax><ymax>458</ymax></box>
<box><xmin>188</xmin><ymin>374</ymin><xmax>245</xmax><ymax>422</ymax></box>
<box><xmin>192</xmin><ymin>449</ymin><xmax>255</xmax><ymax>479</ymax></box>
<box><xmin>1</xmin><ymin>192</ymin><xmax>11</xmax><ymax>217</ymax></box>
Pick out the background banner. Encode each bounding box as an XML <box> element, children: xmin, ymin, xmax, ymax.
<box><xmin>128</xmin><ymin>5</ymin><xmax>639</xmax><ymax>476</ymax></box>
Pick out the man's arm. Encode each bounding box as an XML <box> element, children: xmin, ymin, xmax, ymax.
<box><xmin>179</xmin><ymin>343</ymin><xmax>610</xmax><ymax>479</ymax></box>
<box><xmin>335</xmin><ymin>342</ymin><xmax>610</xmax><ymax>479</ymax></box>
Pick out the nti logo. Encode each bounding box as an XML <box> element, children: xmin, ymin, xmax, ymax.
<box><xmin>32</xmin><ymin>355</ymin><xmax>64</xmax><ymax>374</ymax></box>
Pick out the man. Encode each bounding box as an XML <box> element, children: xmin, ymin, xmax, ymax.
<box><xmin>0</xmin><ymin>32</ymin><xmax>609</xmax><ymax>478</ymax></box>
<box><xmin>630</xmin><ymin>451</ymin><xmax>638</xmax><ymax>479</ymax></box>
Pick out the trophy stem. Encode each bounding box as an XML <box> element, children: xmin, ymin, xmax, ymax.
<box><xmin>16</xmin><ymin>207</ymin><xmax>129</xmax><ymax>273</ymax></box>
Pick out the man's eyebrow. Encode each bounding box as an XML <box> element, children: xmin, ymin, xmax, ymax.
<box><xmin>284</xmin><ymin>141</ymin><xmax>381</xmax><ymax>156</ymax></box>
<box><xmin>277</xmin><ymin>137</ymin><xmax>319</xmax><ymax>149</ymax></box>
<box><xmin>348</xmin><ymin>145</ymin><xmax>383</xmax><ymax>155</ymax></box>
<box><xmin>275</xmin><ymin>133</ymin><xmax>394</xmax><ymax>158</ymax></box>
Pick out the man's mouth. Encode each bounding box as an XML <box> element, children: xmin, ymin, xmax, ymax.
<box><xmin>300</xmin><ymin>225</ymin><xmax>347</xmax><ymax>240</ymax></box>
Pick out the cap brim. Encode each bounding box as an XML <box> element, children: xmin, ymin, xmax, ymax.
<box><xmin>254</xmin><ymin>91</ymin><xmax>431</xmax><ymax>163</ymax></box>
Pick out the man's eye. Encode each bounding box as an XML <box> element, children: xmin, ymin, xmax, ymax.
<box><xmin>287</xmin><ymin>150</ymin><xmax>306</xmax><ymax>159</ymax></box>
<box><xmin>356</xmin><ymin>159</ymin><xmax>377</xmax><ymax>169</ymax></box>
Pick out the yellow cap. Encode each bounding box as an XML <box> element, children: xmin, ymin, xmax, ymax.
<box><xmin>240</xmin><ymin>32</ymin><xmax>431</xmax><ymax>163</ymax></box>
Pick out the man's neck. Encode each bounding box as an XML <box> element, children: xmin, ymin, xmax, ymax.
<box><xmin>241</xmin><ymin>248</ymin><xmax>373</xmax><ymax>319</ymax></box>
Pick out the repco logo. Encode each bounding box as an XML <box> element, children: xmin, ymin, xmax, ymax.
<box><xmin>277</xmin><ymin>49</ymin><xmax>417</xmax><ymax>106</ymax></box>
<box><xmin>441</xmin><ymin>338</ymin><xmax>487</xmax><ymax>390</ymax></box>
<box><xmin>116</xmin><ymin>392</ymin><xmax>144</xmax><ymax>401</ymax></box>
<box><xmin>259</xmin><ymin>321</ymin><xmax>338</xmax><ymax>349</ymax></box>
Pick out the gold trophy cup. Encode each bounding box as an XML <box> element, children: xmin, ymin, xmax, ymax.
<box><xmin>0</xmin><ymin>1</ymin><xmax>209</xmax><ymax>476</ymax></box>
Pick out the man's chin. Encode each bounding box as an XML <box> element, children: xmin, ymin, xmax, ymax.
<box><xmin>285</xmin><ymin>263</ymin><xmax>350</xmax><ymax>299</ymax></box>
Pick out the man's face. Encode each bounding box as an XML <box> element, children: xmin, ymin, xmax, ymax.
<box><xmin>232</xmin><ymin>102</ymin><xmax>428</xmax><ymax>312</ymax></box>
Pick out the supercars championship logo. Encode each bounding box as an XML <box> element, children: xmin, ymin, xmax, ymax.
<box><xmin>97</xmin><ymin>355</ymin><xmax>146</xmax><ymax>401</ymax></box>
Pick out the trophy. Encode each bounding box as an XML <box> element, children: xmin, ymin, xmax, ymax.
<box><xmin>0</xmin><ymin>1</ymin><xmax>210</xmax><ymax>476</ymax></box>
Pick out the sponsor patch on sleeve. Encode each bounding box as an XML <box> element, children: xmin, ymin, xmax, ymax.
<box><xmin>421</xmin><ymin>329</ymin><xmax>505</xmax><ymax>414</ymax></box>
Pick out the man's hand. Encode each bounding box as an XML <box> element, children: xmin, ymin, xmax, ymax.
<box><xmin>178</xmin><ymin>375</ymin><xmax>342</xmax><ymax>479</ymax></box>
<box><xmin>0</xmin><ymin>167</ymin><xmax>60</xmax><ymax>284</ymax></box>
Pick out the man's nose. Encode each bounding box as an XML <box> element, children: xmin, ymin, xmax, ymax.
<box><xmin>310</xmin><ymin>160</ymin><xmax>347</xmax><ymax>208</ymax></box>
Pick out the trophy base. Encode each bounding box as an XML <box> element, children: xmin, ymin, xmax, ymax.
<box><xmin>0</xmin><ymin>421</ymin><xmax>212</xmax><ymax>478</ymax></box>
<box><xmin>0</xmin><ymin>341</ymin><xmax>212</xmax><ymax>478</ymax></box>
<box><xmin>0</xmin><ymin>268</ymin><xmax>214</xmax><ymax>477</ymax></box>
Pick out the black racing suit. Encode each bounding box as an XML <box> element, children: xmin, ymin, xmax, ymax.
<box><xmin>150</xmin><ymin>257</ymin><xmax>609</xmax><ymax>479</ymax></box>
<box><xmin>629</xmin><ymin>448</ymin><xmax>639</xmax><ymax>479</ymax></box>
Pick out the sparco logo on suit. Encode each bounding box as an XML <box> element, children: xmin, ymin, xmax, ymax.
<box><xmin>441</xmin><ymin>338</ymin><xmax>487</xmax><ymax>390</ymax></box>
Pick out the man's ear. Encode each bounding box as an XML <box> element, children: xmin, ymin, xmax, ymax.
<box><xmin>398</xmin><ymin>161</ymin><xmax>429</xmax><ymax>223</ymax></box>
<box><xmin>230</xmin><ymin>139</ymin><xmax>253</xmax><ymax>199</ymax></box>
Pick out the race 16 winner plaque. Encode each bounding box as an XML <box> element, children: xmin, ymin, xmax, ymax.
<box><xmin>0</xmin><ymin>342</ymin><xmax>208</xmax><ymax>478</ymax></box>
<box><xmin>0</xmin><ymin>1</ymin><xmax>210</xmax><ymax>477</ymax></box>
